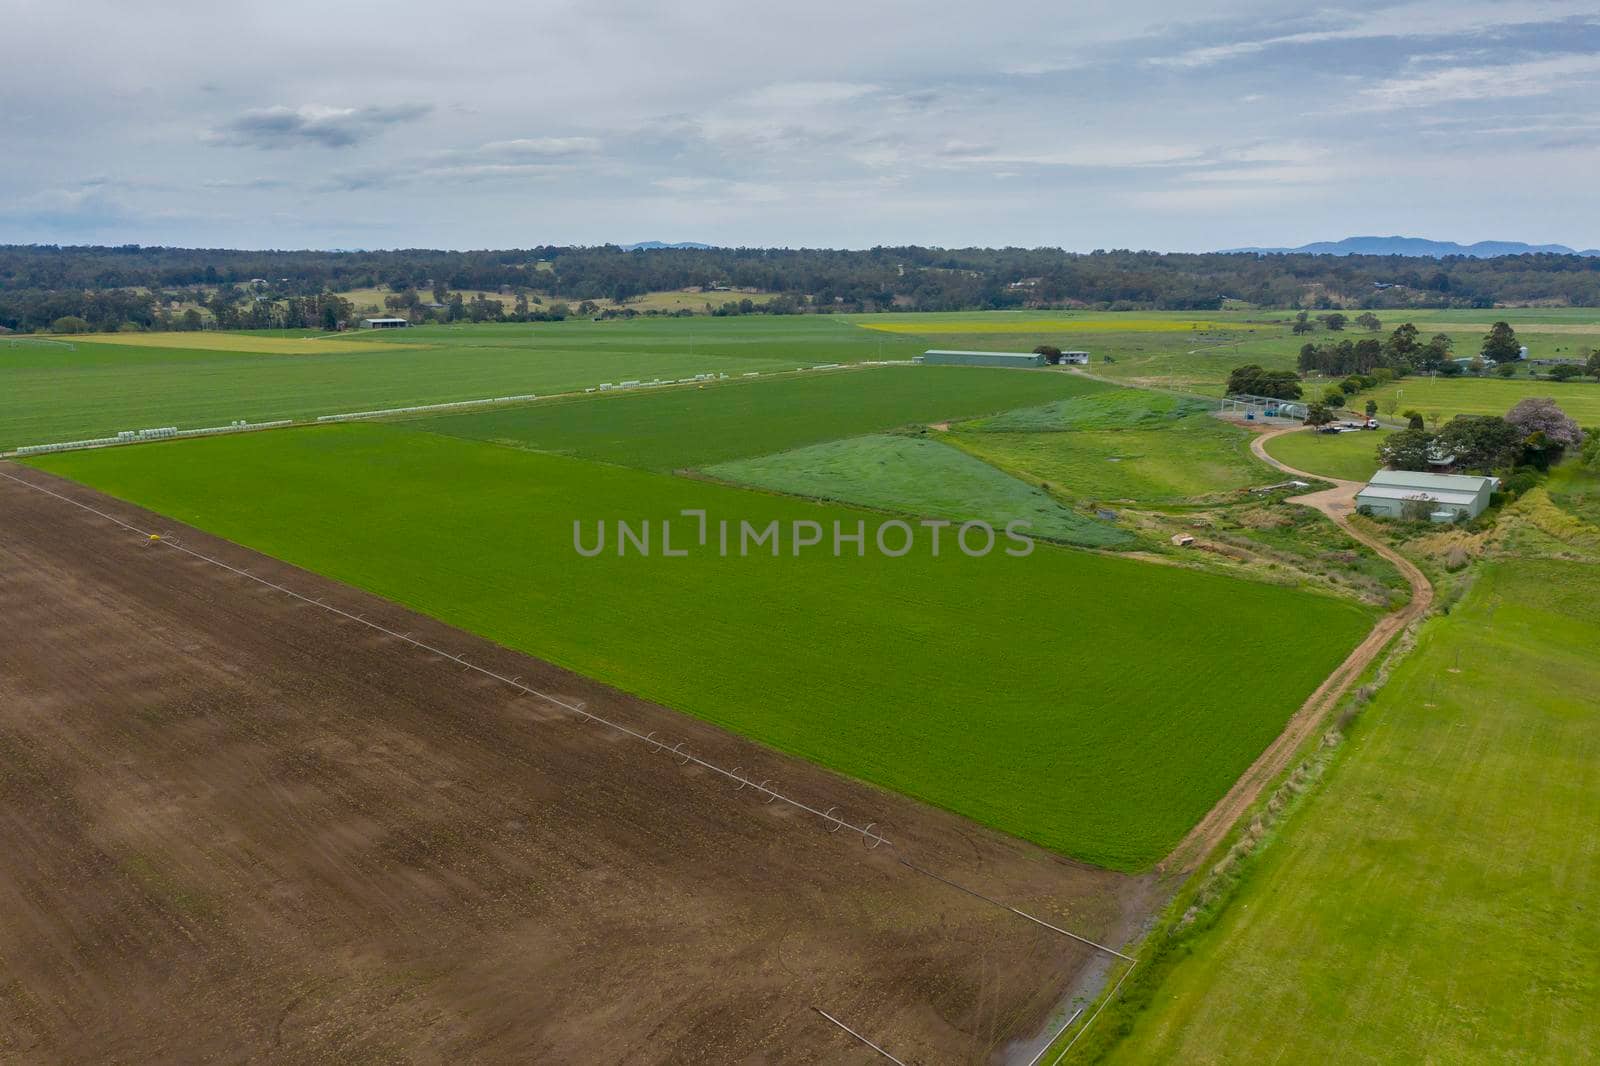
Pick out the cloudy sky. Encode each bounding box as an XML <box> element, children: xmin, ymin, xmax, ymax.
<box><xmin>5</xmin><ymin>0</ymin><xmax>1599</xmax><ymax>251</ymax></box>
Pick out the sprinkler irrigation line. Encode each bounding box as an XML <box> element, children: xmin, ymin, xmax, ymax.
<box><xmin>1</xmin><ymin>467</ymin><xmax>1131</xmax><ymax>964</ymax></box>
<box><xmin>1025</xmin><ymin>1006</ymin><xmax>1084</xmax><ymax>1066</ymax></box>
<box><xmin>1051</xmin><ymin>958</ymin><xmax>1137</xmax><ymax>1064</ymax></box>
<box><xmin>813</xmin><ymin>1008</ymin><xmax>909</xmax><ymax>1065</ymax></box>
<box><xmin>0</xmin><ymin>467</ymin><xmax>890</xmax><ymax>850</ymax></box>
<box><xmin>896</xmin><ymin>857</ymin><xmax>1131</xmax><ymax>961</ymax></box>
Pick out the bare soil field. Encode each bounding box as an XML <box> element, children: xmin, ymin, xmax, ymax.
<box><xmin>0</xmin><ymin>468</ymin><xmax>1142</xmax><ymax>1065</ymax></box>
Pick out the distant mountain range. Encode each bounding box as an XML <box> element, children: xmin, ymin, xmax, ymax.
<box><xmin>1221</xmin><ymin>235</ymin><xmax>1600</xmax><ymax>258</ymax></box>
<box><xmin>619</xmin><ymin>241</ymin><xmax>713</xmax><ymax>251</ymax></box>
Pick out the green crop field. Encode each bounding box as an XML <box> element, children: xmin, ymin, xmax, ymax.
<box><xmin>30</xmin><ymin>422</ymin><xmax>1375</xmax><ymax>871</ymax></box>
<box><xmin>1369</xmin><ymin>376</ymin><xmax>1600</xmax><ymax>426</ymax></box>
<box><xmin>413</xmin><ymin>366</ymin><xmax>1108</xmax><ymax>471</ymax></box>
<box><xmin>703</xmin><ymin>433</ymin><xmax>1131</xmax><ymax>548</ymax></box>
<box><xmin>944</xmin><ymin>390</ymin><xmax>1275</xmax><ymax>503</ymax></box>
<box><xmin>1094</xmin><ymin>559</ymin><xmax>1600</xmax><ymax>1062</ymax></box>
<box><xmin>857</xmin><ymin>313</ymin><xmax>1226</xmax><ymax>334</ymax></box>
<box><xmin>1263</xmin><ymin>428</ymin><xmax>1394</xmax><ymax>482</ymax></box>
<box><xmin>960</xmin><ymin>388</ymin><xmax>1212</xmax><ymax>432</ymax></box>
<box><xmin>0</xmin><ymin>317</ymin><xmax>929</xmax><ymax>452</ymax></box>
<box><xmin>12</xmin><ymin>311</ymin><xmax>1596</xmax><ymax>455</ymax></box>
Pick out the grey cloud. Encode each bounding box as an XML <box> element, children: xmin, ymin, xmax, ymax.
<box><xmin>209</xmin><ymin>103</ymin><xmax>433</xmax><ymax>149</ymax></box>
<box><xmin>4</xmin><ymin>0</ymin><xmax>1598</xmax><ymax>250</ymax></box>
<box><xmin>476</xmin><ymin>137</ymin><xmax>602</xmax><ymax>157</ymax></box>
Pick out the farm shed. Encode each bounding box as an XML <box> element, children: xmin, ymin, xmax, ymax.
<box><xmin>1356</xmin><ymin>469</ymin><xmax>1499</xmax><ymax>522</ymax></box>
<box><xmin>919</xmin><ymin>349</ymin><xmax>1045</xmax><ymax>368</ymax></box>
<box><xmin>1223</xmin><ymin>394</ymin><xmax>1309</xmax><ymax>420</ymax></box>
<box><xmin>1062</xmin><ymin>350</ymin><xmax>1090</xmax><ymax>365</ymax></box>
<box><xmin>361</xmin><ymin>317</ymin><xmax>410</xmax><ymax>329</ymax></box>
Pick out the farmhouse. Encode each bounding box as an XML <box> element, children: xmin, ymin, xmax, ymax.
<box><xmin>361</xmin><ymin>317</ymin><xmax>410</xmax><ymax>329</ymax></box>
<box><xmin>1356</xmin><ymin>469</ymin><xmax>1499</xmax><ymax>522</ymax></box>
<box><xmin>919</xmin><ymin>349</ymin><xmax>1045</xmax><ymax>368</ymax></box>
<box><xmin>1062</xmin><ymin>350</ymin><xmax>1090</xmax><ymax>365</ymax></box>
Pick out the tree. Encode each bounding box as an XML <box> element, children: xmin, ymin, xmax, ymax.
<box><xmin>321</xmin><ymin>303</ymin><xmax>339</xmax><ymax>331</ymax></box>
<box><xmin>1365</xmin><ymin>399</ymin><xmax>1379</xmax><ymax>418</ymax></box>
<box><xmin>1548</xmin><ymin>363</ymin><xmax>1584</xmax><ymax>382</ymax></box>
<box><xmin>1292</xmin><ymin>310</ymin><xmax>1315</xmax><ymax>335</ymax></box>
<box><xmin>1416</xmin><ymin>332</ymin><xmax>1453</xmax><ymax>373</ymax></box>
<box><xmin>1355</xmin><ymin>312</ymin><xmax>1382</xmax><ymax>332</ymax></box>
<box><xmin>50</xmin><ymin>315</ymin><xmax>91</xmax><ymax>333</ymax></box>
<box><xmin>1385</xmin><ymin>323</ymin><xmax>1420</xmax><ymax>367</ymax></box>
<box><xmin>1380</xmin><ymin>428</ymin><xmax>1436</xmax><ymax>471</ymax></box>
<box><xmin>1583</xmin><ymin>432</ymin><xmax>1600</xmax><ymax>470</ymax></box>
<box><xmin>1506</xmin><ymin>397</ymin><xmax>1584</xmax><ymax>456</ymax></box>
<box><xmin>1306</xmin><ymin>402</ymin><xmax>1334</xmax><ymax>427</ymax></box>
<box><xmin>1226</xmin><ymin>364</ymin><xmax>1303</xmax><ymax>400</ymax></box>
<box><xmin>1034</xmin><ymin>344</ymin><xmax>1063</xmax><ymax>365</ymax></box>
<box><xmin>1323</xmin><ymin>388</ymin><xmax>1346</xmax><ymax>408</ymax></box>
<box><xmin>1482</xmin><ymin>320</ymin><xmax>1521</xmax><ymax>363</ymax></box>
<box><xmin>179</xmin><ymin>308</ymin><xmax>204</xmax><ymax>331</ymax></box>
<box><xmin>1381</xmin><ymin>396</ymin><xmax>1399</xmax><ymax>416</ymax></box>
<box><xmin>1496</xmin><ymin>360</ymin><xmax>1518</xmax><ymax>378</ymax></box>
<box><xmin>1436</xmin><ymin>415</ymin><xmax>1522</xmax><ymax>471</ymax></box>
<box><xmin>1586</xmin><ymin>348</ymin><xmax>1600</xmax><ymax>378</ymax></box>
<box><xmin>1320</xmin><ymin>312</ymin><xmax>1348</xmax><ymax>331</ymax></box>
<box><xmin>1405</xmin><ymin>410</ymin><xmax>1425</xmax><ymax>430</ymax></box>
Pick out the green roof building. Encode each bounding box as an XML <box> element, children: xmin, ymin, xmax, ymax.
<box><xmin>919</xmin><ymin>349</ymin><xmax>1046</xmax><ymax>368</ymax></box>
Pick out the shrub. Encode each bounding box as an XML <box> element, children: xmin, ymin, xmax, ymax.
<box><xmin>1400</xmin><ymin>498</ymin><xmax>1435</xmax><ymax>522</ymax></box>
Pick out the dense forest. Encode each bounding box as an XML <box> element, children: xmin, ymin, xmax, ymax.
<box><xmin>4</xmin><ymin>243</ymin><xmax>1600</xmax><ymax>332</ymax></box>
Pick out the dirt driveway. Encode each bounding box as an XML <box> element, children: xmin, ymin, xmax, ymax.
<box><xmin>0</xmin><ymin>467</ymin><xmax>1141</xmax><ymax>1065</ymax></box>
<box><xmin>1160</xmin><ymin>426</ymin><xmax>1433</xmax><ymax>872</ymax></box>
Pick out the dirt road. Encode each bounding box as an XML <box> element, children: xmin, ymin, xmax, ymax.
<box><xmin>1160</xmin><ymin>426</ymin><xmax>1433</xmax><ymax>873</ymax></box>
<box><xmin>0</xmin><ymin>467</ymin><xmax>1141</xmax><ymax>1065</ymax></box>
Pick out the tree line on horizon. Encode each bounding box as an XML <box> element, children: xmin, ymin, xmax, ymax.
<box><xmin>5</xmin><ymin>243</ymin><xmax>1600</xmax><ymax>333</ymax></box>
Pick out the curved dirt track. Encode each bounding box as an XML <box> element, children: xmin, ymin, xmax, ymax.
<box><xmin>1160</xmin><ymin>426</ymin><xmax>1432</xmax><ymax>873</ymax></box>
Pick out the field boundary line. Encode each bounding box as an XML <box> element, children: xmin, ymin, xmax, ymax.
<box><xmin>0</xmin><ymin>467</ymin><xmax>890</xmax><ymax>846</ymax></box>
<box><xmin>1158</xmin><ymin>425</ymin><xmax>1434</xmax><ymax>873</ymax></box>
<box><xmin>1025</xmin><ymin>1006</ymin><xmax>1084</xmax><ymax>1066</ymax></box>
<box><xmin>813</xmin><ymin>1008</ymin><xmax>910</xmax><ymax>1064</ymax></box>
<box><xmin>1050</xmin><ymin>959</ymin><xmax>1137</xmax><ymax>1064</ymax></box>
<box><xmin>895</xmin><ymin>858</ymin><xmax>1131</xmax><ymax>961</ymax></box>
<box><xmin>0</xmin><ymin>465</ymin><xmax>1132</xmax><ymax>969</ymax></box>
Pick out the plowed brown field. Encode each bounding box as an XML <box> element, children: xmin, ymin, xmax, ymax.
<box><xmin>0</xmin><ymin>468</ymin><xmax>1141</xmax><ymax>1064</ymax></box>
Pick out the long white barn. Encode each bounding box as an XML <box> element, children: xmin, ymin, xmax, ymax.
<box><xmin>1356</xmin><ymin>469</ymin><xmax>1499</xmax><ymax>522</ymax></box>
